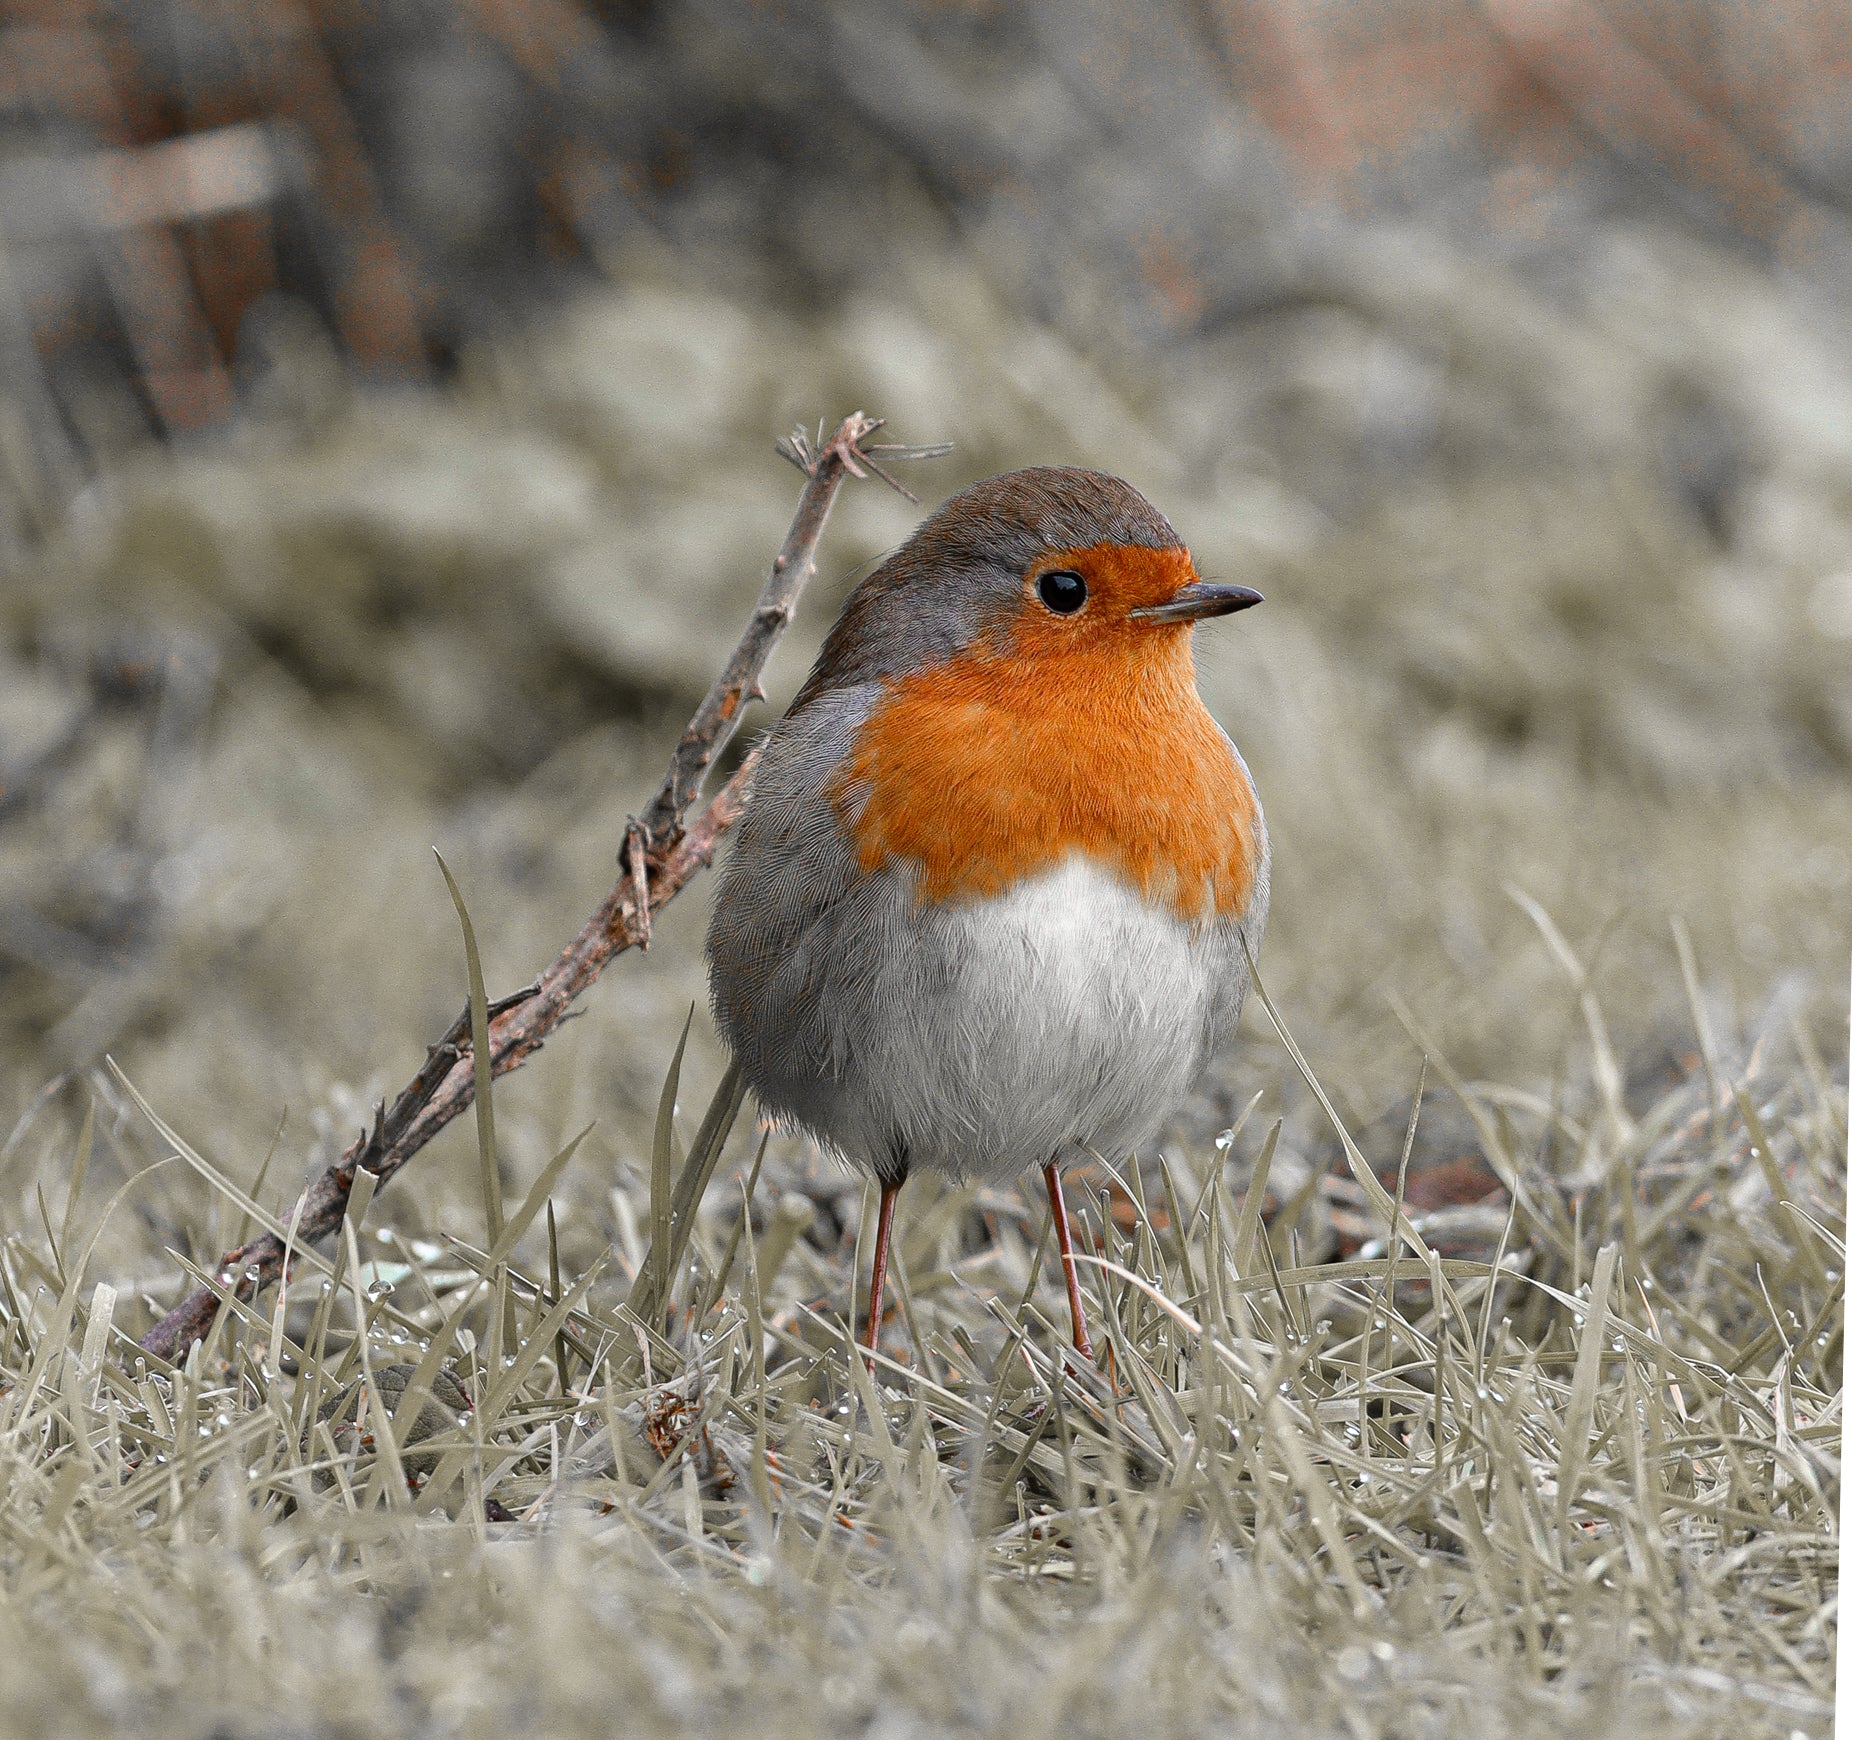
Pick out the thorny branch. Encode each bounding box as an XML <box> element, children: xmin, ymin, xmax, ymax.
<box><xmin>138</xmin><ymin>411</ymin><xmax>935</xmax><ymax>1362</ymax></box>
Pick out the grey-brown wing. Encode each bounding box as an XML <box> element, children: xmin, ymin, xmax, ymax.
<box><xmin>705</xmin><ymin>684</ymin><xmax>903</xmax><ymax>1118</ymax></box>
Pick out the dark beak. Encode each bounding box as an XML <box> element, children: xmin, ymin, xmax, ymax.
<box><xmin>1130</xmin><ymin>582</ymin><xmax>1264</xmax><ymax>624</ymax></box>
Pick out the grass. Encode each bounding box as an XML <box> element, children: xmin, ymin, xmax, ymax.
<box><xmin>0</xmin><ymin>926</ymin><xmax>1839</xmax><ymax>1738</ymax></box>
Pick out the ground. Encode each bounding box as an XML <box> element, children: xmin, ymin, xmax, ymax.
<box><xmin>0</xmin><ymin>201</ymin><xmax>1845</xmax><ymax>1738</ymax></box>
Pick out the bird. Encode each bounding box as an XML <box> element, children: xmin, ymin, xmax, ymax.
<box><xmin>705</xmin><ymin>466</ymin><xmax>1268</xmax><ymax>1360</ymax></box>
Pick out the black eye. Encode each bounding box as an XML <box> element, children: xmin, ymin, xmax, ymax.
<box><xmin>1036</xmin><ymin>570</ymin><xmax>1088</xmax><ymax>614</ymax></box>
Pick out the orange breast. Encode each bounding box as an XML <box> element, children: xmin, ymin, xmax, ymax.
<box><xmin>834</xmin><ymin>614</ymin><xmax>1260</xmax><ymax>925</ymax></box>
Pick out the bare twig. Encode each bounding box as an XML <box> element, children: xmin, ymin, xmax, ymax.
<box><xmin>138</xmin><ymin>411</ymin><xmax>933</xmax><ymax>1362</ymax></box>
<box><xmin>639</xmin><ymin>410</ymin><xmax>887</xmax><ymax>851</ymax></box>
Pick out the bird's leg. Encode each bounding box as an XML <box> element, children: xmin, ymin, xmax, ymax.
<box><xmin>1042</xmin><ymin>1160</ymin><xmax>1094</xmax><ymax>1359</ymax></box>
<box><xmin>863</xmin><ymin>1176</ymin><xmax>904</xmax><ymax>1360</ymax></box>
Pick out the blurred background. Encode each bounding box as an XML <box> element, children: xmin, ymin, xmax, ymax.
<box><xmin>1</xmin><ymin>0</ymin><xmax>1849</xmax><ymax>1300</ymax></box>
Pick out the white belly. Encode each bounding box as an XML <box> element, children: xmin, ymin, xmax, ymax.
<box><xmin>833</xmin><ymin>855</ymin><xmax>1248</xmax><ymax>1184</ymax></box>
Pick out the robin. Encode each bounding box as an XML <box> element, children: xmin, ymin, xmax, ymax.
<box><xmin>705</xmin><ymin>467</ymin><xmax>1268</xmax><ymax>1359</ymax></box>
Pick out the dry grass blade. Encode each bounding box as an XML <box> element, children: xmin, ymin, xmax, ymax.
<box><xmin>105</xmin><ymin>1060</ymin><xmax>333</xmax><ymax>1282</ymax></box>
<box><xmin>634</xmin><ymin>1007</ymin><xmax>693</xmax><ymax>1326</ymax></box>
<box><xmin>1555</xmin><ymin>1239</ymin><xmax>1618</xmax><ymax>1531</ymax></box>
<box><xmin>435</xmin><ymin>851</ymin><xmax>505</xmax><ymax>1252</ymax></box>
